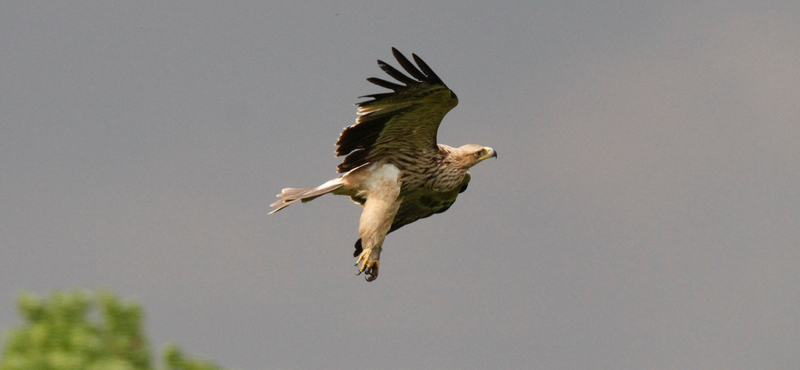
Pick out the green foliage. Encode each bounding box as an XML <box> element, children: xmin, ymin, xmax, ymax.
<box><xmin>162</xmin><ymin>345</ymin><xmax>221</xmax><ymax>370</ymax></box>
<box><xmin>0</xmin><ymin>290</ymin><xmax>225</xmax><ymax>370</ymax></box>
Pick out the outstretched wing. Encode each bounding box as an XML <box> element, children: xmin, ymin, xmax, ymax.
<box><xmin>335</xmin><ymin>48</ymin><xmax>458</xmax><ymax>173</ymax></box>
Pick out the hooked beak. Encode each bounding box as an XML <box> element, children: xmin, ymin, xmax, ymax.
<box><xmin>482</xmin><ymin>147</ymin><xmax>497</xmax><ymax>160</ymax></box>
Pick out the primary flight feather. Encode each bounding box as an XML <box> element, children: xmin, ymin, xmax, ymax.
<box><xmin>270</xmin><ymin>48</ymin><xmax>496</xmax><ymax>281</ymax></box>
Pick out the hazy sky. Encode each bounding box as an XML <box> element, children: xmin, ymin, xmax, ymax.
<box><xmin>2</xmin><ymin>2</ymin><xmax>799</xmax><ymax>369</ymax></box>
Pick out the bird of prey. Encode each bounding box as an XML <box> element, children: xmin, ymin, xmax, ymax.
<box><xmin>270</xmin><ymin>48</ymin><xmax>496</xmax><ymax>281</ymax></box>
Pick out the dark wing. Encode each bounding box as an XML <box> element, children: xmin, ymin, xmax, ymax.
<box><xmin>335</xmin><ymin>48</ymin><xmax>458</xmax><ymax>173</ymax></box>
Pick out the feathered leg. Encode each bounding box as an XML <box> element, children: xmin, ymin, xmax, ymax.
<box><xmin>354</xmin><ymin>165</ymin><xmax>402</xmax><ymax>282</ymax></box>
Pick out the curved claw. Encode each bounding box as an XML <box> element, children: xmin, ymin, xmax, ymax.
<box><xmin>355</xmin><ymin>248</ymin><xmax>380</xmax><ymax>282</ymax></box>
<box><xmin>362</xmin><ymin>260</ymin><xmax>379</xmax><ymax>282</ymax></box>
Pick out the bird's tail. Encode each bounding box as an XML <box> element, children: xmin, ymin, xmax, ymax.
<box><xmin>269</xmin><ymin>177</ymin><xmax>345</xmax><ymax>214</ymax></box>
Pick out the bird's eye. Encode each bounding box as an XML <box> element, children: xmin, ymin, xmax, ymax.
<box><xmin>475</xmin><ymin>149</ymin><xmax>485</xmax><ymax>158</ymax></box>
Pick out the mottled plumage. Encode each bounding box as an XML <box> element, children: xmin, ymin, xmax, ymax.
<box><xmin>270</xmin><ymin>48</ymin><xmax>496</xmax><ymax>281</ymax></box>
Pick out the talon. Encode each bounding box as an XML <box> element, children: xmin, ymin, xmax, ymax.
<box><xmin>355</xmin><ymin>248</ymin><xmax>372</xmax><ymax>273</ymax></box>
<box><xmin>354</xmin><ymin>248</ymin><xmax>380</xmax><ymax>281</ymax></box>
<box><xmin>364</xmin><ymin>261</ymin><xmax>379</xmax><ymax>282</ymax></box>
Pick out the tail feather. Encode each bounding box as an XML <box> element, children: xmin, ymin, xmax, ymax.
<box><xmin>269</xmin><ymin>178</ymin><xmax>345</xmax><ymax>214</ymax></box>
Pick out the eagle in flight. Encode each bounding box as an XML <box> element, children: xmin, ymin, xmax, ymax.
<box><xmin>270</xmin><ymin>48</ymin><xmax>496</xmax><ymax>281</ymax></box>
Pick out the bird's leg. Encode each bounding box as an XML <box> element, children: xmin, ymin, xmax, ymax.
<box><xmin>355</xmin><ymin>246</ymin><xmax>381</xmax><ymax>282</ymax></box>
<box><xmin>355</xmin><ymin>218</ymin><xmax>387</xmax><ymax>282</ymax></box>
<box><xmin>352</xmin><ymin>163</ymin><xmax>401</xmax><ymax>282</ymax></box>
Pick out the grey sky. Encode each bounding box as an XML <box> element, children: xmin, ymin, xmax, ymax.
<box><xmin>2</xmin><ymin>1</ymin><xmax>798</xmax><ymax>369</ymax></box>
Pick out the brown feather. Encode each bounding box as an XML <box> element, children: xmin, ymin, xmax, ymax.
<box><xmin>270</xmin><ymin>49</ymin><xmax>496</xmax><ymax>282</ymax></box>
<box><xmin>335</xmin><ymin>48</ymin><xmax>458</xmax><ymax>173</ymax></box>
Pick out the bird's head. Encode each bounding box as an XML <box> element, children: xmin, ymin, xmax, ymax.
<box><xmin>455</xmin><ymin>144</ymin><xmax>497</xmax><ymax>169</ymax></box>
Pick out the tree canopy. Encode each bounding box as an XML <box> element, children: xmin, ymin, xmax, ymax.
<box><xmin>1</xmin><ymin>290</ymin><xmax>225</xmax><ymax>370</ymax></box>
